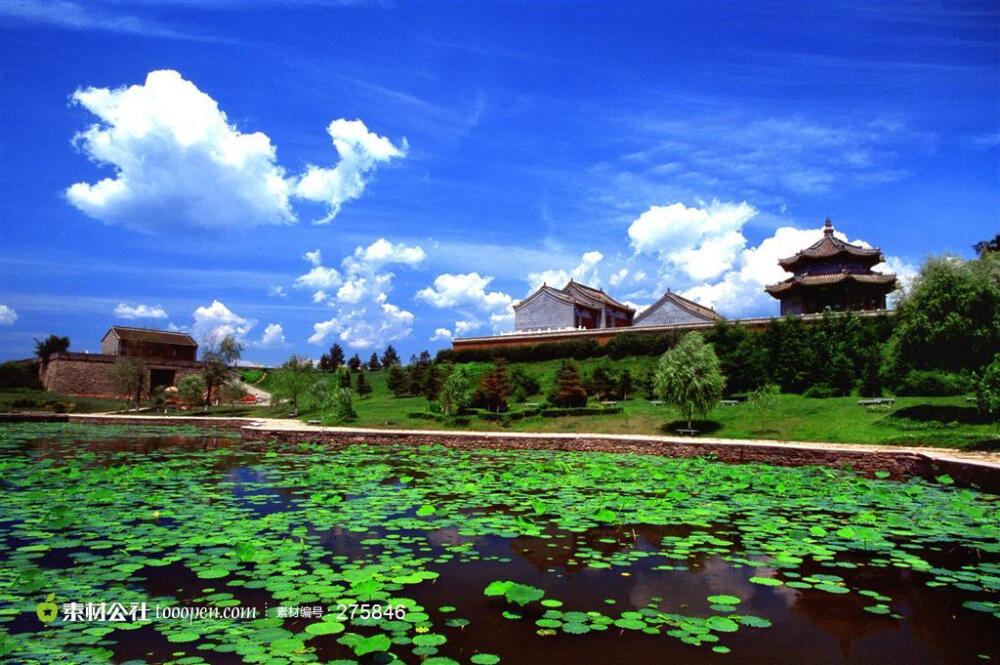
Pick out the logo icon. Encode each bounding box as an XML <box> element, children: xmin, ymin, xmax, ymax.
<box><xmin>36</xmin><ymin>594</ymin><xmax>57</xmax><ymax>623</ymax></box>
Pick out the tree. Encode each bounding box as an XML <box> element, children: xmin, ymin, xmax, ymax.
<box><xmin>381</xmin><ymin>345</ymin><xmax>401</xmax><ymax>368</ymax></box>
<box><xmin>587</xmin><ymin>363</ymin><xmax>616</xmax><ymax>401</ymax></box>
<box><xmin>617</xmin><ymin>368</ymin><xmax>634</xmax><ymax>400</ymax></box>
<box><xmin>887</xmin><ymin>253</ymin><xmax>1000</xmax><ymax>376</ymax></box>
<box><xmin>476</xmin><ymin>357</ymin><xmax>513</xmax><ymax>412</ymax></box>
<box><xmin>746</xmin><ymin>384</ymin><xmax>779</xmax><ymax>433</ymax></box>
<box><xmin>439</xmin><ymin>365</ymin><xmax>470</xmax><ymax>416</ymax></box>
<box><xmin>320</xmin><ymin>344</ymin><xmax>345</xmax><ymax>371</ymax></box>
<box><xmin>407</xmin><ymin>357</ymin><xmax>428</xmax><ymax>396</ymax></box>
<box><xmin>423</xmin><ymin>363</ymin><xmax>443</xmax><ymax>401</ymax></box>
<box><xmin>336</xmin><ymin>366</ymin><xmax>352</xmax><ymax>388</ymax></box>
<box><xmin>177</xmin><ymin>373</ymin><xmax>206</xmax><ymax>407</ymax></box>
<box><xmin>654</xmin><ymin>332</ymin><xmax>725</xmax><ymax>429</ymax></box>
<box><xmin>367</xmin><ymin>352</ymin><xmax>381</xmax><ymax>371</ymax></box>
<box><xmin>764</xmin><ymin>317</ymin><xmax>814</xmax><ymax>393</ymax></box>
<box><xmin>356</xmin><ymin>369</ymin><xmax>372</xmax><ymax>397</ymax></box>
<box><xmin>551</xmin><ymin>360</ymin><xmax>588</xmax><ymax>407</ymax></box>
<box><xmin>34</xmin><ymin>335</ymin><xmax>69</xmax><ymax>361</ymax></box>
<box><xmin>201</xmin><ymin>335</ymin><xmax>243</xmax><ymax>408</ymax></box>
<box><xmin>221</xmin><ymin>380</ymin><xmax>248</xmax><ymax>405</ymax></box>
<box><xmin>974</xmin><ymin>234</ymin><xmax>1000</xmax><ymax>256</ymax></box>
<box><xmin>859</xmin><ymin>348</ymin><xmax>883</xmax><ymax>398</ymax></box>
<box><xmin>332</xmin><ymin>386</ymin><xmax>357</xmax><ymax>422</ymax></box>
<box><xmin>386</xmin><ymin>364</ymin><xmax>408</xmax><ymax>397</ymax></box>
<box><xmin>347</xmin><ymin>354</ymin><xmax>362</xmax><ymax>372</ymax></box>
<box><xmin>271</xmin><ymin>355</ymin><xmax>317</xmax><ymax>416</ymax></box>
<box><xmin>110</xmin><ymin>357</ymin><xmax>145</xmax><ymax>409</ymax></box>
<box><xmin>975</xmin><ymin>354</ymin><xmax>1000</xmax><ymax>420</ymax></box>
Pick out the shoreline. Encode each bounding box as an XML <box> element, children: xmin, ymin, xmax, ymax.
<box><xmin>3</xmin><ymin>411</ymin><xmax>999</xmax><ymax>492</ymax></box>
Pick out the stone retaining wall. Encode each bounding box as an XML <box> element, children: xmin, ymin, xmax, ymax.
<box><xmin>40</xmin><ymin>353</ymin><xmax>204</xmax><ymax>397</ymax></box>
<box><xmin>241</xmin><ymin>426</ymin><xmax>1000</xmax><ymax>493</ymax></box>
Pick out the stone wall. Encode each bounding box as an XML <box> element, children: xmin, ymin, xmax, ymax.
<box><xmin>633</xmin><ymin>300</ymin><xmax>709</xmax><ymax>327</ymax></box>
<box><xmin>514</xmin><ymin>292</ymin><xmax>574</xmax><ymax>331</ymax></box>
<box><xmin>241</xmin><ymin>426</ymin><xmax>1000</xmax><ymax>493</ymax></box>
<box><xmin>40</xmin><ymin>352</ymin><xmax>204</xmax><ymax>397</ymax></box>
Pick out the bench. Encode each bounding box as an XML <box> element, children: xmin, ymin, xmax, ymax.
<box><xmin>648</xmin><ymin>400</ymin><xmax>664</xmax><ymax>406</ymax></box>
<box><xmin>675</xmin><ymin>428</ymin><xmax>699</xmax><ymax>436</ymax></box>
<box><xmin>858</xmin><ymin>398</ymin><xmax>895</xmax><ymax>406</ymax></box>
<box><xmin>600</xmin><ymin>401</ymin><xmax>617</xmax><ymax>407</ymax></box>
<box><xmin>307</xmin><ymin>419</ymin><xmax>321</xmax><ymax>426</ymax></box>
<box><xmin>720</xmin><ymin>399</ymin><xmax>740</xmax><ymax>406</ymax></box>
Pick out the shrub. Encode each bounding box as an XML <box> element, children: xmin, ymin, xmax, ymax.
<box><xmin>541</xmin><ymin>406</ymin><xmax>623</xmax><ymax>417</ymax></box>
<box><xmin>975</xmin><ymin>355</ymin><xmax>1000</xmax><ymax>420</ymax></box>
<box><xmin>896</xmin><ymin>370</ymin><xmax>968</xmax><ymax>397</ymax></box>
<box><xmin>0</xmin><ymin>360</ymin><xmax>42</xmax><ymax>389</ymax></box>
<box><xmin>803</xmin><ymin>384</ymin><xmax>838</xmax><ymax>399</ymax></box>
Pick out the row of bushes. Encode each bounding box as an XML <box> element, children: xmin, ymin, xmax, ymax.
<box><xmin>406</xmin><ymin>404</ymin><xmax>623</xmax><ymax>421</ymax></box>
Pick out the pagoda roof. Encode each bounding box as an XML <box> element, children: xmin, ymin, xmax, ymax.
<box><xmin>765</xmin><ymin>271</ymin><xmax>897</xmax><ymax>297</ymax></box>
<box><xmin>513</xmin><ymin>281</ymin><xmax>635</xmax><ymax>312</ymax></box>
<box><xmin>633</xmin><ymin>290</ymin><xmax>722</xmax><ymax>324</ymax></box>
<box><xmin>562</xmin><ymin>280</ymin><xmax>634</xmax><ymax>311</ymax></box>
<box><xmin>778</xmin><ymin>219</ymin><xmax>884</xmax><ymax>270</ymax></box>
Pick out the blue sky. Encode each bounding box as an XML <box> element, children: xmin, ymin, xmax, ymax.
<box><xmin>1</xmin><ymin>0</ymin><xmax>997</xmax><ymax>365</ymax></box>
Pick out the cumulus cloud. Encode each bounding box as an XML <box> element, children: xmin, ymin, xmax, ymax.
<box><xmin>430</xmin><ymin>328</ymin><xmax>452</xmax><ymax>341</ymax></box>
<box><xmin>416</xmin><ymin>273</ymin><xmax>515</xmax><ymax>337</ymax></box>
<box><xmin>295</xmin><ymin>266</ymin><xmax>342</xmax><ymax>291</ymax></box>
<box><xmin>65</xmin><ymin>70</ymin><xmax>406</xmax><ymax>232</ymax></box>
<box><xmin>303</xmin><ymin>239</ymin><xmax>423</xmax><ymax>348</ymax></box>
<box><xmin>303</xmin><ymin>249</ymin><xmax>322</xmax><ymax>266</ymax></box>
<box><xmin>268</xmin><ymin>285</ymin><xmax>287</xmax><ymax>299</ymax></box>
<box><xmin>113</xmin><ymin>303</ymin><xmax>167</xmax><ymax>319</ymax></box>
<box><xmin>526</xmin><ymin>250</ymin><xmax>605</xmax><ymax>292</ymax></box>
<box><xmin>293</xmin><ymin>119</ymin><xmax>407</xmax><ymax>224</ymax></box>
<box><xmin>628</xmin><ymin>200</ymin><xmax>756</xmax><ymax>281</ymax></box>
<box><xmin>191</xmin><ymin>300</ymin><xmax>255</xmax><ymax>344</ymax></box>
<box><xmin>259</xmin><ymin>323</ymin><xmax>285</xmax><ymax>347</ymax></box>
<box><xmin>682</xmin><ymin>224</ymin><xmax>902</xmax><ymax>316</ymax></box>
<box><xmin>0</xmin><ymin>305</ymin><xmax>17</xmax><ymax>326</ymax></box>
<box><xmin>66</xmin><ymin>70</ymin><xmax>294</xmax><ymax>232</ymax></box>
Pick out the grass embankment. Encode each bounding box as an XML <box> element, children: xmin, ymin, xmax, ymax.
<box><xmin>266</xmin><ymin>358</ymin><xmax>998</xmax><ymax>451</ymax></box>
<box><xmin>2</xmin><ymin>357</ymin><xmax>995</xmax><ymax>450</ymax></box>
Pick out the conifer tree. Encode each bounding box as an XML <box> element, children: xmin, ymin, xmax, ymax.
<box><xmin>552</xmin><ymin>360</ymin><xmax>587</xmax><ymax>407</ymax></box>
<box><xmin>386</xmin><ymin>364</ymin><xmax>408</xmax><ymax>397</ymax></box>
<box><xmin>356</xmin><ymin>369</ymin><xmax>372</xmax><ymax>397</ymax></box>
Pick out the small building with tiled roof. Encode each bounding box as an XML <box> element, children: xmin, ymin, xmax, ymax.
<box><xmin>765</xmin><ymin>219</ymin><xmax>897</xmax><ymax>315</ymax></box>
<box><xmin>514</xmin><ymin>280</ymin><xmax>635</xmax><ymax>331</ymax></box>
<box><xmin>633</xmin><ymin>290</ymin><xmax>723</xmax><ymax>327</ymax></box>
<box><xmin>101</xmin><ymin>326</ymin><xmax>198</xmax><ymax>362</ymax></box>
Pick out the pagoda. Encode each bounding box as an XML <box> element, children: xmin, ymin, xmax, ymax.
<box><xmin>765</xmin><ymin>219</ymin><xmax>897</xmax><ymax>315</ymax></box>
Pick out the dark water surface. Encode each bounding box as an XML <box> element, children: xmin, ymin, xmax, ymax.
<box><xmin>1</xmin><ymin>423</ymin><xmax>997</xmax><ymax>665</ymax></box>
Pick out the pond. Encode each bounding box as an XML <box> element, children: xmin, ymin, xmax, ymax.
<box><xmin>1</xmin><ymin>423</ymin><xmax>998</xmax><ymax>664</ymax></box>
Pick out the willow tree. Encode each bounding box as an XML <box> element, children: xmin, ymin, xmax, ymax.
<box><xmin>654</xmin><ymin>332</ymin><xmax>725</xmax><ymax>430</ymax></box>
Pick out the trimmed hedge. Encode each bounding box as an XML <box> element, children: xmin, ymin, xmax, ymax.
<box><xmin>541</xmin><ymin>406</ymin><xmax>624</xmax><ymax>417</ymax></box>
<box><xmin>437</xmin><ymin>338</ymin><xmax>602</xmax><ymax>364</ymax></box>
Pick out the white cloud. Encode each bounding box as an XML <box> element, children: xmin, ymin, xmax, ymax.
<box><xmin>455</xmin><ymin>319</ymin><xmax>480</xmax><ymax>335</ymax></box>
<box><xmin>113</xmin><ymin>303</ymin><xmax>167</xmax><ymax>319</ymax></box>
<box><xmin>302</xmin><ymin>238</ymin><xmax>424</xmax><ymax>348</ymax></box>
<box><xmin>348</xmin><ymin>238</ymin><xmax>426</xmax><ymax>269</ymax></box>
<box><xmin>303</xmin><ymin>249</ymin><xmax>322</xmax><ymax>266</ymax></box>
<box><xmin>294</xmin><ymin>265</ymin><xmax>342</xmax><ymax>290</ymax></box>
<box><xmin>0</xmin><ymin>305</ymin><xmax>17</xmax><ymax>326</ymax></box>
<box><xmin>608</xmin><ymin>268</ymin><xmax>629</xmax><ymax>286</ymax></box>
<box><xmin>416</xmin><ymin>273</ymin><xmax>513</xmax><ymax>311</ymax></box>
<box><xmin>309</xmin><ymin>300</ymin><xmax>414</xmax><ymax>349</ymax></box>
<box><xmin>65</xmin><ymin>71</ymin><xmax>406</xmax><ymax>232</ymax></box>
<box><xmin>268</xmin><ymin>285</ymin><xmax>287</xmax><ymax>299</ymax></box>
<box><xmin>191</xmin><ymin>299</ymin><xmax>255</xmax><ymax>344</ymax></box>
<box><xmin>526</xmin><ymin>250</ymin><xmax>605</xmax><ymax>292</ymax></box>
<box><xmin>430</xmin><ymin>328</ymin><xmax>453</xmax><ymax>341</ymax></box>
<box><xmin>293</xmin><ymin>119</ymin><xmax>407</xmax><ymax>224</ymax></box>
<box><xmin>66</xmin><ymin>70</ymin><xmax>294</xmax><ymax>232</ymax></box>
<box><xmin>682</xmin><ymin>224</ymin><xmax>902</xmax><ymax>316</ymax></box>
<box><xmin>628</xmin><ymin>200</ymin><xmax>756</xmax><ymax>281</ymax></box>
<box><xmin>259</xmin><ymin>323</ymin><xmax>285</xmax><ymax>347</ymax></box>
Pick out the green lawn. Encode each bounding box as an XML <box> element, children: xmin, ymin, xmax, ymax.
<box><xmin>3</xmin><ymin>357</ymin><xmax>996</xmax><ymax>450</ymax></box>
